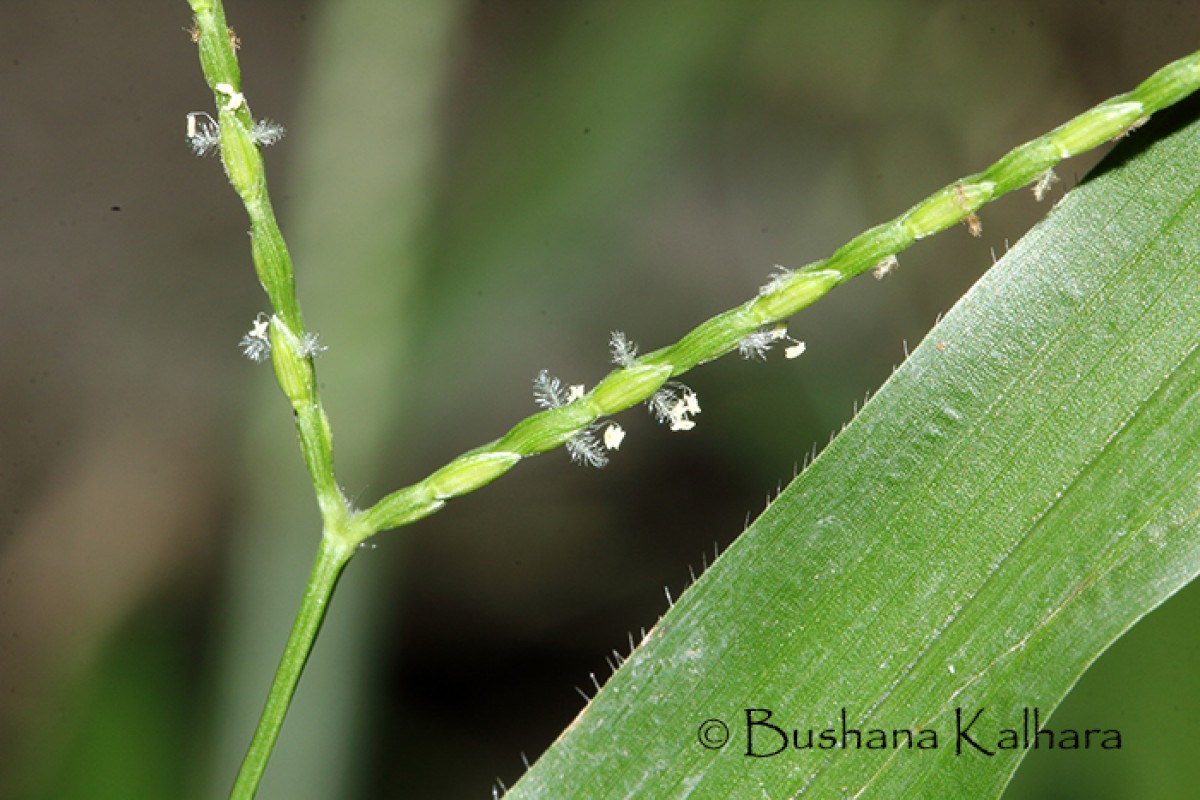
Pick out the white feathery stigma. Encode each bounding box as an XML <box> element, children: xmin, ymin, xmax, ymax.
<box><xmin>251</xmin><ymin>119</ymin><xmax>287</xmax><ymax>147</ymax></box>
<box><xmin>566</xmin><ymin>425</ymin><xmax>608</xmax><ymax>468</ymax></box>
<box><xmin>609</xmin><ymin>331</ymin><xmax>638</xmax><ymax>366</ymax></box>
<box><xmin>1032</xmin><ymin>168</ymin><xmax>1059</xmax><ymax>202</ymax></box>
<box><xmin>299</xmin><ymin>331</ymin><xmax>327</xmax><ymax>358</ymax></box>
<box><xmin>532</xmin><ymin>369</ymin><xmax>569</xmax><ymax>409</ymax></box>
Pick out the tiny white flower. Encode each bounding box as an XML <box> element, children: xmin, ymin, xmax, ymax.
<box><xmin>648</xmin><ymin>381</ymin><xmax>700</xmax><ymax>431</ymax></box>
<box><xmin>738</xmin><ymin>324</ymin><xmax>804</xmax><ymax>361</ymax></box>
<box><xmin>663</xmin><ymin>389</ymin><xmax>700</xmax><ymax>432</ymax></box>
<box><xmin>603</xmin><ymin>423</ymin><xmax>625</xmax><ymax>450</ymax></box>
<box><xmin>872</xmin><ymin>255</ymin><xmax>898</xmax><ymax>280</ymax></box>
<box><xmin>239</xmin><ymin>312</ymin><xmax>272</xmax><ymax>362</ymax></box>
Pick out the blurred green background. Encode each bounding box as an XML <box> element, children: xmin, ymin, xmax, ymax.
<box><xmin>3</xmin><ymin>1</ymin><xmax>1199</xmax><ymax>797</ymax></box>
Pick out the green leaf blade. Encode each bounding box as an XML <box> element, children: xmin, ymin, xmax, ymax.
<box><xmin>507</xmin><ymin>101</ymin><xmax>1200</xmax><ymax>798</ymax></box>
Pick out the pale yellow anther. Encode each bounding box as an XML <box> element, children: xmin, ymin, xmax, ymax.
<box><xmin>215</xmin><ymin>82</ymin><xmax>246</xmax><ymax>111</ymax></box>
<box><xmin>249</xmin><ymin>314</ymin><xmax>270</xmax><ymax>339</ymax></box>
<box><xmin>603</xmin><ymin>423</ymin><xmax>626</xmax><ymax>450</ymax></box>
<box><xmin>682</xmin><ymin>391</ymin><xmax>701</xmax><ymax>416</ymax></box>
<box><xmin>664</xmin><ymin>391</ymin><xmax>701</xmax><ymax>431</ymax></box>
<box><xmin>669</xmin><ymin>416</ymin><xmax>696</xmax><ymax>432</ymax></box>
<box><xmin>566</xmin><ymin>384</ymin><xmax>586</xmax><ymax>402</ymax></box>
<box><xmin>785</xmin><ymin>341</ymin><xmax>807</xmax><ymax>359</ymax></box>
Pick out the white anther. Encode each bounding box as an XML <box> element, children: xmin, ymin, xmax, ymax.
<box><xmin>681</xmin><ymin>391</ymin><xmax>701</xmax><ymax>416</ymax></box>
<box><xmin>239</xmin><ymin>312</ymin><xmax>272</xmax><ymax>362</ymax></box>
<box><xmin>603</xmin><ymin>423</ymin><xmax>626</xmax><ymax>450</ymax></box>
<box><xmin>215</xmin><ymin>82</ymin><xmax>246</xmax><ymax>111</ymax></box>
<box><xmin>669</xmin><ymin>416</ymin><xmax>696</xmax><ymax>432</ymax></box>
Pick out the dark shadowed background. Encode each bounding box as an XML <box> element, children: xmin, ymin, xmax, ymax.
<box><xmin>3</xmin><ymin>1</ymin><xmax>1200</xmax><ymax>797</ymax></box>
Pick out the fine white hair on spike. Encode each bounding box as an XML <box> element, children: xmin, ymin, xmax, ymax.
<box><xmin>239</xmin><ymin>312</ymin><xmax>272</xmax><ymax>362</ymax></box>
<box><xmin>251</xmin><ymin>119</ymin><xmax>287</xmax><ymax>147</ymax></box>
<box><xmin>872</xmin><ymin>255</ymin><xmax>899</xmax><ymax>280</ymax></box>
<box><xmin>185</xmin><ymin>112</ymin><xmax>220</xmax><ymax>157</ymax></box>
<box><xmin>609</xmin><ymin>330</ymin><xmax>638</xmax><ymax>366</ymax></box>
<box><xmin>1032</xmin><ymin>168</ymin><xmax>1059</xmax><ymax>202</ymax></box>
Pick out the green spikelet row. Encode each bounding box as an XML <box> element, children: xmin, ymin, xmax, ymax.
<box><xmin>359</xmin><ymin>51</ymin><xmax>1200</xmax><ymax>542</ymax></box>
